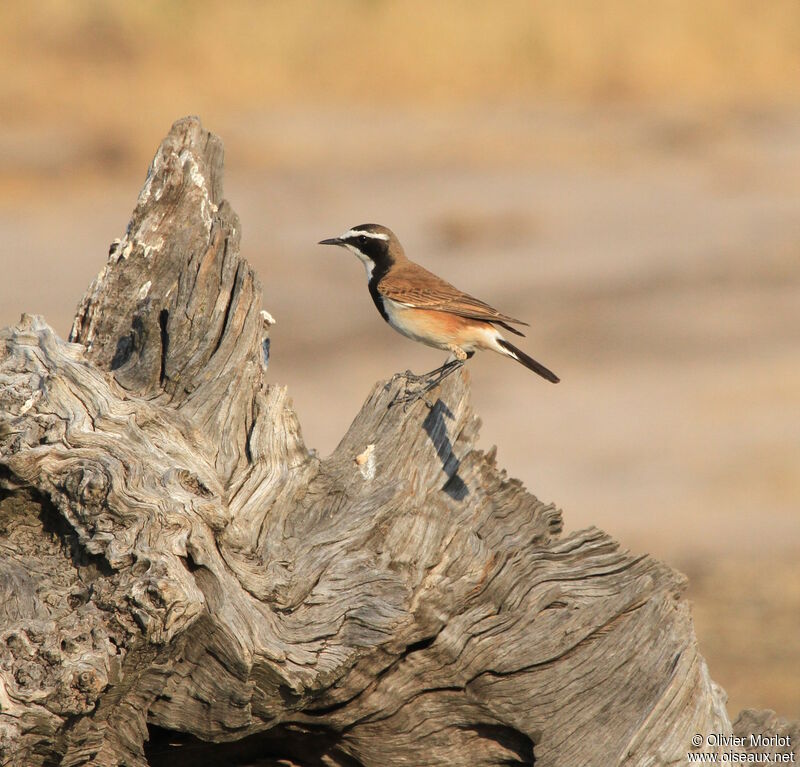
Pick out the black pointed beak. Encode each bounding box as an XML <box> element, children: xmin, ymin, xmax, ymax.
<box><xmin>318</xmin><ymin>237</ymin><xmax>343</xmax><ymax>246</ymax></box>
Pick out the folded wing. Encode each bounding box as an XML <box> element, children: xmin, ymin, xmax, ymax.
<box><xmin>378</xmin><ymin>264</ymin><xmax>529</xmax><ymax>336</ymax></box>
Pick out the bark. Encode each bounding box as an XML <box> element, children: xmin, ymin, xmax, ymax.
<box><xmin>0</xmin><ymin>117</ymin><xmax>792</xmax><ymax>766</ymax></box>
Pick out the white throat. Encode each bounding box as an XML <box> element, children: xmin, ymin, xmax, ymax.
<box><xmin>360</xmin><ymin>257</ymin><xmax>375</xmax><ymax>280</ymax></box>
<box><xmin>345</xmin><ymin>244</ymin><xmax>376</xmax><ymax>281</ymax></box>
<box><xmin>362</xmin><ymin>260</ymin><xmax>375</xmax><ymax>280</ymax></box>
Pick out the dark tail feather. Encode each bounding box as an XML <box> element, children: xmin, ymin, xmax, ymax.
<box><xmin>497</xmin><ymin>339</ymin><xmax>560</xmax><ymax>383</ymax></box>
<box><xmin>497</xmin><ymin>320</ymin><xmax>526</xmax><ymax>337</ymax></box>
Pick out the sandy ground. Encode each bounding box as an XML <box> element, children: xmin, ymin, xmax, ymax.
<box><xmin>1</xmin><ymin>104</ymin><xmax>798</xmax><ymax>718</ymax></box>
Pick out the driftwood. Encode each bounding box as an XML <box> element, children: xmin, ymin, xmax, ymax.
<box><xmin>0</xmin><ymin>117</ymin><xmax>794</xmax><ymax>766</ymax></box>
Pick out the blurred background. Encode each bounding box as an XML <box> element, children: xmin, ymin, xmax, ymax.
<box><xmin>1</xmin><ymin>0</ymin><xmax>798</xmax><ymax>718</ymax></box>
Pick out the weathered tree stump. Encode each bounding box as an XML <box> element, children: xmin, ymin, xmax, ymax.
<box><xmin>0</xmin><ymin>117</ymin><xmax>793</xmax><ymax>766</ymax></box>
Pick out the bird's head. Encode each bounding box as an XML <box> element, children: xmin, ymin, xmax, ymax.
<box><xmin>318</xmin><ymin>223</ymin><xmax>402</xmax><ymax>279</ymax></box>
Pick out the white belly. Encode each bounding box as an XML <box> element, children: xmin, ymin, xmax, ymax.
<box><xmin>380</xmin><ymin>296</ymin><xmax>500</xmax><ymax>354</ymax></box>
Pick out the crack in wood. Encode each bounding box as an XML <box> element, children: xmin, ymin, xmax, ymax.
<box><xmin>0</xmin><ymin>116</ymin><xmax>787</xmax><ymax>767</ymax></box>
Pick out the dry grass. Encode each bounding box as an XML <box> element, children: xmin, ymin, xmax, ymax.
<box><xmin>2</xmin><ymin>1</ymin><xmax>800</xmax><ymax>145</ymax></box>
<box><xmin>4</xmin><ymin>0</ymin><xmax>799</xmax><ymax>185</ymax></box>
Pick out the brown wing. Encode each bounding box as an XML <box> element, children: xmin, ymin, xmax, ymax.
<box><xmin>378</xmin><ymin>262</ymin><xmax>529</xmax><ymax>333</ymax></box>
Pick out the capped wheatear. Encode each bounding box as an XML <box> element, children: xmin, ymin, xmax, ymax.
<box><xmin>319</xmin><ymin>223</ymin><xmax>559</xmax><ymax>403</ymax></box>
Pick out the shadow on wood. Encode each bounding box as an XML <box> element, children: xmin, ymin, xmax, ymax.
<box><xmin>0</xmin><ymin>117</ymin><xmax>794</xmax><ymax>766</ymax></box>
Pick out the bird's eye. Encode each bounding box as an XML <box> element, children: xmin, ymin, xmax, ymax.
<box><xmin>357</xmin><ymin>235</ymin><xmax>368</xmax><ymax>245</ymax></box>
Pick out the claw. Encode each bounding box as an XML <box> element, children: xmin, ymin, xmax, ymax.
<box><xmin>388</xmin><ymin>359</ymin><xmax>464</xmax><ymax>409</ymax></box>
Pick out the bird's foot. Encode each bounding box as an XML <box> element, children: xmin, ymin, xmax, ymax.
<box><xmin>388</xmin><ymin>360</ymin><xmax>464</xmax><ymax>410</ymax></box>
<box><xmin>386</xmin><ymin>370</ymin><xmax>432</xmax><ymax>407</ymax></box>
<box><xmin>390</xmin><ymin>382</ymin><xmax>436</xmax><ymax>410</ymax></box>
<box><xmin>390</xmin><ymin>369</ymin><xmax>425</xmax><ymax>385</ymax></box>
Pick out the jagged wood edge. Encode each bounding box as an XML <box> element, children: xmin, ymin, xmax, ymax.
<box><xmin>0</xmin><ymin>116</ymin><xmax>761</xmax><ymax>767</ymax></box>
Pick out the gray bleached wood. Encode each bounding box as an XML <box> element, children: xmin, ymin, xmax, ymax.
<box><xmin>0</xmin><ymin>117</ymin><xmax>792</xmax><ymax>766</ymax></box>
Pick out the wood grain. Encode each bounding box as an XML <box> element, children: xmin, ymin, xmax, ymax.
<box><xmin>0</xmin><ymin>117</ymin><xmax>793</xmax><ymax>766</ymax></box>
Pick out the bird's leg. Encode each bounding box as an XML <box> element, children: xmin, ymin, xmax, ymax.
<box><xmin>391</xmin><ymin>348</ymin><xmax>472</xmax><ymax>408</ymax></box>
<box><xmin>412</xmin><ymin>346</ymin><xmax>470</xmax><ymax>382</ymax></box>
<box><xmin>392</xmin><ymin>368</ymin><xmax>460</xmax><ymax>408</ymax></box>
<box><xmin>422</xmin><ymin>357</ymin><xmax>464</xmax><ymax>387</ymax></box>
<box><xmin>401</xmin><ymin>358</ymin><xmax>461</xmax><ymax>385</ymax></box>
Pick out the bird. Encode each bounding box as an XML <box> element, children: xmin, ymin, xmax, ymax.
<box><xmin>318</xmin><ymin>223</ymin><xmax>559</xmax><ymax>403</ymax></box>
